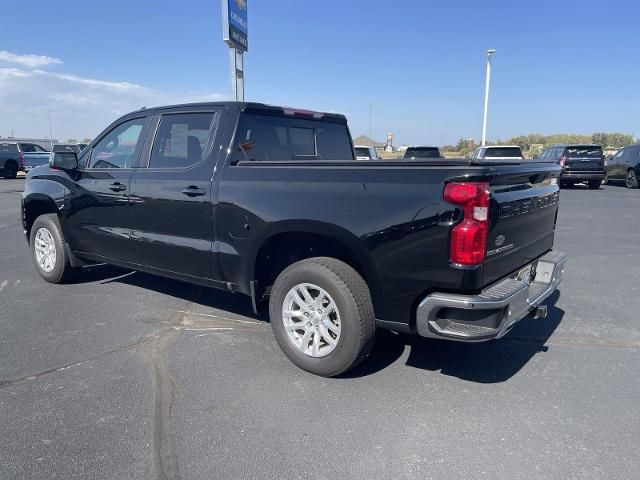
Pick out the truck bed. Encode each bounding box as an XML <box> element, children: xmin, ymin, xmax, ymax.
<box><xmin>222</xmin><ymin>159</ymin><xmax>562</xmax><ymax>327</ymax></box>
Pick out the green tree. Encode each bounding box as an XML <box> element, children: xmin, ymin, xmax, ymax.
<box><xmin>66</xmin><ymin>138</ymin><xmax>78</xmax><ymax>144</ymax></box>
<box><xmin>81</xmin><ymin>137</ymin><xmax>92</xmax><ymax>143</ymax></box>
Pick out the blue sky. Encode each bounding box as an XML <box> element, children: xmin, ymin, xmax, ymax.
<box><xmin>1</xmin><ymin>0</ymin><xmax>638</xmax><ymax>145</ymax></box>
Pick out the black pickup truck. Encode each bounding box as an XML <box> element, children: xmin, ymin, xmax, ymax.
<box><xmin>22</xmin><ymin>102</ymin><xmax>567</xmax><ymax>376</ymax></box>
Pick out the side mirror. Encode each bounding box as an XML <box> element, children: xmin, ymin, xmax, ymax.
<box><xmin>50</xmin><ymin>151</ymin><xmax>78</xmax><ymax>170</ymax></box>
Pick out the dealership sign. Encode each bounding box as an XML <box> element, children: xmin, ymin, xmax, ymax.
<box><xmin>222</xmin><ymin>0</ymin><xmax>248</xmax><ymax>51</ymax></box>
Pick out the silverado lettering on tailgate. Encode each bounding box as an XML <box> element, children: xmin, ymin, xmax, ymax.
<box><xmin>498</xmin><ymin>192</ymin><xmax>559</xmax><ymax>219</ymax></box>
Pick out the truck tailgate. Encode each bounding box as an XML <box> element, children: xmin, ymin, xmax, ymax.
<box><xmin>483</xmin><ymin>164</ymin><xmax>561</xmax><ymax>286</ymax></box>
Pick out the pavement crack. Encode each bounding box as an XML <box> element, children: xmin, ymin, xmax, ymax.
<box><xmin>0</xmin><ymin>336</ymin><xmax>154</xmax><ymax>389</ymax></box>
<box><xmin>140</xmin><ymin>327</ymin><xmax>182</xmax><ymax>480</ymax></box>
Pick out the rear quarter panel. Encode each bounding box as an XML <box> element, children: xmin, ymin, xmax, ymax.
<box><xmin>217</xmin><ymin>162</ymin><xmax>494</xmax><ymax>325</ymax></box>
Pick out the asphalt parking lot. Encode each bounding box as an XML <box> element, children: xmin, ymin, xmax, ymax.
<box><xmin>1</xmin><ymin>178</ymin><xmax>639</xmax><ymax>480</ymax></box>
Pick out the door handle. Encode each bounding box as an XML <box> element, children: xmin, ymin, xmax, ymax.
<box><xmin>181</xmin><ymin>186</ymin><xmax>207</xmax><ymax>197</ymax></box>
<box><xmin>109</xmin><ymin>182</ymin><xmax>127</xmax><ymax>192</ymax></box>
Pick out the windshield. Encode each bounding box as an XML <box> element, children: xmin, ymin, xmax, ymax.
<box><xmin>354</xmin><ymin>147</ymin><xmax>372</xmax><ymax>158</ymax></box>
<box><xmin>483</xmin><ymin>147</ymin><xmax>523</xmax><ymax>158</ymax></box>
<box><xmin>565</xmin><ymin>146</ymin><xmax>603</xmax><ymax>158</ymax></box>
<box><xmin>404</xmin><ymin>147</ymin><xmax>441</xmax><ymax>159</ymax></box>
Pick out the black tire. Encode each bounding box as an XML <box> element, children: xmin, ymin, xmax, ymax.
<box><xmin>2</xmin><ymin>162</ymin><xmax>18</xmax><ymax>179</ymax></box>
<box><xmin>30</xmin><ymin>214</ymin><xmax>74</xmax><ymax>283</ymax></box>
<box><xmin>626</xmin><ymin>169</ymin><xmax>639</xmax><ymax>189</ymax></box>
<box><xmin>588</xmin><ymin>180</ymin><xmax>601</xmax><ymax>190</ymax></box>
<box><xmin>269</xmin><ymin>257</ymin><xmax>376</xmax><ymax>377</ymax></box>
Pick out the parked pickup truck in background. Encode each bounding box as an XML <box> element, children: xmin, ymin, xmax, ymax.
<box><xmin>21</xmin><ymin>102</ymin><xmax>567</xmax><ymax>376</ymax></box>
<box><xmin>0</xmin><ymin>142</ymin><xmax>49</xmax><ymax>178</ymax></box>
<box><xmin>1</xmin><ymin>142</ymin><xmax>50</xmax><ymax>178</ymax></box>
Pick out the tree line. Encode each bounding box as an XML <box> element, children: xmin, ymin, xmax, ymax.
<box><xmin>444</xmin><ymin>133</ymin><xmax>638</xmax><ymax>154</ymax></box>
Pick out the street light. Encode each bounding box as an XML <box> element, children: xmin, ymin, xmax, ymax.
<box><xmin>481</xmin><ymin>49</ymin><xmax>496</xmax><ymax>147</ymax></box>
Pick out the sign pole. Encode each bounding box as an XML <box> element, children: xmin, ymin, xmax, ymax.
<box><xmin>222</xmin><ymin>0</ymin><xmax>248</xmax><ymax>101</ymax></box>
<box><xmin>230</xmin><ymin>48</ymin><xmax>244</xmax><ymax>101</ymax></box>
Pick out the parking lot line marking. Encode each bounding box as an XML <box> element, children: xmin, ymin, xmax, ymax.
<box><xmin>177</xmin><ymin>310</ymin><xmax>261</xmax><ymax>325</ymax></box>
<box><xmin>0</xmin><ymin>280</ymin><xmax>8</xmax><ymax>293</ymax></box>
<box><xmin>504</xmin><ymin>336</ymin><xmax>640</xmax><ymax>349</ymax></box>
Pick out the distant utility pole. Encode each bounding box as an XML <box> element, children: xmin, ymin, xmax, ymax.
<box><xmin>369</xmin><ymin>103</ymin><xmax>373</xmax><ymax>139</ymax></box>
<box><xmin>48</xmin><ymin>109</ymin><xmax>54</xmax><ymax>149</ymax></box>
<box><xmin>481</xmin><ymin>49</ymin><xmax>496</xmax><ymax>146</ymax></box>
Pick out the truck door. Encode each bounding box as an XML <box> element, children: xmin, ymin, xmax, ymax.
<box><xmin>128</xmin><ymin>109</ymin><xmax>225</xmax><ymax>282</ymax></box>
<box><xmin>64</xmin><ymin>116</ymin><xmax>150</xmax><ymax>261</ymax></box>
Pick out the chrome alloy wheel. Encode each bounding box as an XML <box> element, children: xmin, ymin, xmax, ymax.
<box><xmin>34</xmin><ymin>227</ymin><xmax>57</xmax><ymax>273</ymax></box>
<box><xmin>282</xmin><ymin>283</ymin><xmax>341</xmax><ymax>358</ymax></box>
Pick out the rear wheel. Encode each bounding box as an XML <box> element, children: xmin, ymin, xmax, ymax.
<box><xmin>269</xmin><ymin>257</ymin><xmax>376</xmax><ymax>377</ymax></box>
<box><xmin>626</xmin><ymin>169</ymin><xmax>639</xmax><ymax>189</ymax></box>
<box><xmin>30</xmin><ymin>214</ymin><xmax>74</xmax><ymax>283</ymax></box>
<box><xmin>588</xmin><ymin>180</ymin><xmax>601</xmax><ymax>189</ymax></box>
<box><xmin>2</xmin><ymin>162</ymin><xmax>18</xmax><ymax>179</ymax></box>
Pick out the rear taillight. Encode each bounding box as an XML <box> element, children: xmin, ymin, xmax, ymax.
<box><xmin>444</xmin><ymin>181</ymin><xmax>490</xmax><ymax>265</ymax></box>
<box><xmin>559</xmin><ymin>155</ymin><xmax>567</xmax><ymax>167</ymax></box>
<box><xmin>18</xmin><ymin>153</ymin><xmax>25</xmax><ymax>167</ymax></box>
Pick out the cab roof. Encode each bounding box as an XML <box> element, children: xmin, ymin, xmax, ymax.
<box><xmin>132</xmin><ymin>101</ymin><xmax>348</xmax><ymax>125</ymax></box>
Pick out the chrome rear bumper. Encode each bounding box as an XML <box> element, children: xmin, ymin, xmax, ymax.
<box><xmin>416</xmin><ymin>250</ymin><xmax>567</xmax><ymax>341</ymax></box>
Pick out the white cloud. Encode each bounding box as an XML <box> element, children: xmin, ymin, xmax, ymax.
<box><xmin>0</xmin><ymin>50</ymin><xmax>63</xmax><ymax>68</ymax></box>
<box><xmin>0</xmin><ymin>65</ymin><xmax>226</xmax><ymax>141</ymax></box>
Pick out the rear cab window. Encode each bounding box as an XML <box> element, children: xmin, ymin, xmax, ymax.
<box><xmin>483</xmin><ymin>147</ymin><xmax>523</xmax><ymax>158</ymax></box>
<box><xmin>404</xmin><ymin>147</ymin><xmax>441</xmax><ymax>159</ymax></box>
<box><xmin>234</xmin><ymin>113</ymin><xmax>354</xmax><ymax>162</ymax></box>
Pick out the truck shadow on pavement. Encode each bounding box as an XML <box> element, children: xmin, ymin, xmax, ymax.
<box><xmin>79</xmin><ymin>265</ymin><xmax>262</xmax><ymax>320</ymax></box>
<box><xmin>346</xmin><ymin>291</ymin><xmax>564</xmax><ymax>383</ymax></box>
<box><xmin>75</xmin><ymin>265</ymin><xmax>563</xmax><ymax>383</ymax></box>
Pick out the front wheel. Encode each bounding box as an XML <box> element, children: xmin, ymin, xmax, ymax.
<box><xmin>269</xmin><ymin>257</ymin><xmax>376</xmax><ymax>377</ymax></box>
<box><xmin>588</xmin><ymin>180</ymin><xmax>601</xmax><ymax>189</ymax></box>
<box><xmin>30</xmin><ymin>214</ymin><xmax>74</xmax><ymax>283</ymax></box>
<box><xmin>626</xmin><ymin>170</ymin><xmax>639</xmax><ymax>189</ymax></box>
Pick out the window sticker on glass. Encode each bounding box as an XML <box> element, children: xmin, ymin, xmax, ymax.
<box><xmin>167</xmin><ymin>124</ymin><xmax>189</xmax><ymax>158</ymax></box>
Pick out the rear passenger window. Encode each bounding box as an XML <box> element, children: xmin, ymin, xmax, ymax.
<box><xmin>150</xmin><ymin>113</ymin><xmax>216</xmax><ymax>168</ymax></box>
<box><xmin>235</xmin><ymin>114</ymin><xmax>353</xmax><ymax>162</ymax></box>
<box><xmin>20</xmin><ymin>144</ymin><xmax>35</xmax><ymax>152</ymax></box>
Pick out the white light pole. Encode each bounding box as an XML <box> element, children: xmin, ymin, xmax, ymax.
<box><xmin>481</xmin><ymin>49</ymin><xmax>495</xmax><ymax>147</ymax></box>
